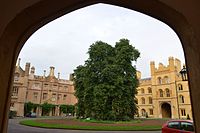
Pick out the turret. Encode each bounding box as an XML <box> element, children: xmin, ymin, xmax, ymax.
<box><xmin>168</xmin><ymin>57</ymin><xmax>175</xmax><ymax>71</ymax></box>
<box><xmin>25</xmin><ymin>63</ymin><xmax>30</xmax><ymax>76</ymax></box>
<box><xmin>150</xmin><ymin>61</ymin><xmax>155</xmax><ymax>76</ymax></box>
<box><xmin>175</xmin><ymin>58</ymin><xmax>181</xmax><ymax>72</ymax></box>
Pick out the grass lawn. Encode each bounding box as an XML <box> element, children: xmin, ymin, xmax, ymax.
<box><xmin>20</xmin><ymin>119</ymin><xmax>162</xmax><ymax>131</ymax></box>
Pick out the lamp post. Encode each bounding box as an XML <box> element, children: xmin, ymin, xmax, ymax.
<box><xmin>176</xmin><ymin>65</ymin><xmax>188</xmax><ymax>119</ymax></box>
<box><xmin>180</xmin><ymin>65</ymin><xmax>188</xmax><ymax>81</ymax></box>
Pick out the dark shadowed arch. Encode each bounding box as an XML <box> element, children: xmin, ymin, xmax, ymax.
<box><xmin>161</xmin><ymin>102</ymin><xmax>172</xmax><ymax>118</ymax></box>
<box><xmin>0</xmin><ymin>1</ymin><xmax>200</xmax><ymax>132</ymax></box>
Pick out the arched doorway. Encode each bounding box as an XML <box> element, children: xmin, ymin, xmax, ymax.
<box><xmin>161</xmin><ymin>102</ymin><xmax>171</xmax><ymax>118</ymax></box>
<box><xmin>141</xmin><ymin>109</ymin><xmax>146</xmax><ymax>117</ymax></box>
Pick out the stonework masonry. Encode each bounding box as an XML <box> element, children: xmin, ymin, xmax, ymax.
<box><xmin>11</xmin><ymin>57</ymin><xmax>192</xmax><ymax>119</ymax></box>
<box><xmin>136</xmin><ymin>57</ymin><xmax>192</xmax><ymax>119</ymax></box>
<box><xmin>10</xmin><ymin>59</ymin><xmax>77</xmax><ymax>116</ymax></box>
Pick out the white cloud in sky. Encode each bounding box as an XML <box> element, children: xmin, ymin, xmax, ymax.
<box><xmin>18</xmin><ymin>4</ymin><xmax>184</xmax><ymax>79</ymax></box>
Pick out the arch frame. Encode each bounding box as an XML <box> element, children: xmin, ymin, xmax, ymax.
<box><xmin>0</xmin><ymin>0</ymin><xmax>200</xmax><ymax>132</ymax></box>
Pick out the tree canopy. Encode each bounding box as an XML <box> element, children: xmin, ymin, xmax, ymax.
<box><xmin>73</xmin><ymin>39</ymin><xmax>140</xmax><ymax>121</ymax></box>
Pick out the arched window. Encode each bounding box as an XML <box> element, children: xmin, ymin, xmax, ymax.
<box><xmin>141</xmin><ymin>88</ymin><xmax>145</xmax><ymax>94</ymax></box>
<box><xmin>179</xmin><ymin>95</ymin><xmax>185</xmax><ymax>103</ymax></box>
<box><xmin>149</xmin><ymin>97</ymin><xmax>153</xmax><ymax>104</ymax></box>
<box><xmin>141</xmin><ymin>97</ymin><xmax>145</xmax><ymax>104</ymax></box>
<box><xmin>157</xmin><ymin>77</ymin><xmax>162</xmax><ymax>84</ymax></box>
<box><xmin>148</xmin><ymin>87</ymin><xmax>152</xmax><ymax>93</ymax></box>
<box><xmin>164</xmin><ymin>76</ymin><xmax>169</xmax><ymax>83</ymax></box>
<box><xmin>159</xmin><ymin>89</ymin><xmax>163</xmax><ymax>97</ymax></box>
<box><xmin>178</xmin><ymin>84</ymin><xmax>183</xmax><ymax>90</ymax></box>
<box><xmin>141</xmin><ymin>109</ymin><xmax>146</xmax><ymax>116</ymax></box>
<box><xmin>166</xmin><ymin>88</ymin><xmax>170</xmax><ymax>97</ymax></box>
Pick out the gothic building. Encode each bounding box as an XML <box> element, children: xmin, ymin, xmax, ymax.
<box><xmin>136</xmin><ymin>57</ymin><xmax>192</xmax><ymax>119</ymax></box>
<box><xmin>11</xmin><ymin>57</ymin><xmax>192</xmax><ymax>119</ymax></box>
<box><xmin>10</xmin><ymin>58</ymin><xmax>77</xmax><ymax>116</ymax></box>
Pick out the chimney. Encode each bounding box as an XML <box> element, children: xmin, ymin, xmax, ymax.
<box><xmin>29</xmin><ymin>66</ymin><xmax>35</xmax><ymax>79</ymax></box>
<box><xmin>69</xmin><ymin>74</ymin><xmax>74</xmax><ymax>81</ymax></box>
<box><xmin>43</xmin><ymin>70</ymin><xmax>46</xmax><ymax>78</ymax></box>
<box><xmin>49</xmin><ymin>66</ymin><xmax>55</xmax><ymax>77</ymax></box>
<box><xmin>30</xmin><ymin>66</ymin><xmax>35</xmax><ymax>74</ymax></box>
<box><xmin>25</xmin><ymin>63</ymin><xmax>30</xmax><ymax>76</ymax></box>
<box><xmin>58</xmin><ymin>72</ymin><xmax>60</xmax><ymax>80</ymax></box>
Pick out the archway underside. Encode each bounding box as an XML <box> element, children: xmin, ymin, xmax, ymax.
<box><xmin>0</xmin><ymin>0</ymin><xmax>200</xmax><ymax>133</ymax></box>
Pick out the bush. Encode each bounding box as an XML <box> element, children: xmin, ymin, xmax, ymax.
<box><xmin>9</xmin><ymin>110</ymin><xmax>17</xmax><ymax>119</ymax></box>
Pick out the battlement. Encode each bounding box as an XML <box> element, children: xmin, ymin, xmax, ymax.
<box><xmin>150</xmin><ymin>57</ymin><xmax>182</xmax><ymax>75</ymax></box>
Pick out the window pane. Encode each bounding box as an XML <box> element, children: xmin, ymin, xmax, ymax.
<box><xmin>168</xmin><ymin>122</ymin><xmax>180</xmax><ymax>129</ymax></box>
<box><xmin>181</xmin><ymin>122</ymin><xmax>194</xmax><ymax>131</ymax></box>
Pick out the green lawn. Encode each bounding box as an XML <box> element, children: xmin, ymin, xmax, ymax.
<box><xmin>20</xmin><ymin>119</ymin><xmax>162</xmax><ymax>131</ymax></box>
<box><xmin>78</xmin><ymin>118</ymin><xmax>142</xmax><ymax>124</ymax></box>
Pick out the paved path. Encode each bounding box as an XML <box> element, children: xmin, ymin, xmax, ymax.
<box><xmin>8</xmin><ymin>118</ymin><xmax>161</xmax><ymax>133</ymax></box>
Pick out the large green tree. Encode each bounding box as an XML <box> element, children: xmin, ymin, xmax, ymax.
<box><xmin>73</xmin><ymin>39</ymin><xmax>140</xmax><ymax>121</ymax></box>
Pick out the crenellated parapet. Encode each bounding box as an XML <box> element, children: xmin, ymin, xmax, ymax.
<box><xmin>150</xmin><ymin>57</ymin><xmax>182</xmax><ymax>76</ymax></box>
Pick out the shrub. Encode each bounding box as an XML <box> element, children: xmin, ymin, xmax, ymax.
<box><xmin>9</xmin><ymin>110</ymin><xmax>17</xmax><ymax>119</ymax></box>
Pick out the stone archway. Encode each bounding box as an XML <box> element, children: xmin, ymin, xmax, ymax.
<box><xmin>0</xmin><ymin>1</ymin><xmax>200</xmax><ymax>133</ymax></box>
<box><xmin>161</xmin><ymin>102</ymin><xmax>171</xmax><ymax>118</ymax></box>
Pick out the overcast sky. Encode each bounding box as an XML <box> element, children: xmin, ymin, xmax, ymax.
<box><xmin>18</xmin><ymin>4</ymin><xmax>185</xmax><ymax>79</ymax></box>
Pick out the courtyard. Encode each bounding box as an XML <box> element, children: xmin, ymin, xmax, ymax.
<box><xmin>8</xmin><ymin>117</ymin><xmax>167</xmax><ymax>132</ymax></box>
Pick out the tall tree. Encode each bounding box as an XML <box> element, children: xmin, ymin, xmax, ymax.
<box><xmin>73</xmin><ymin>39</ymin><xmax>140</xmax><ymax>121</ymax></box>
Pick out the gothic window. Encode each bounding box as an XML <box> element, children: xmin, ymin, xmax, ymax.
<box><xmin>141</xmin><ymin>97</ymin><xmax>145</xmax><ymax>104</ymax></box>
<box><xmin>178</xmin><ymin>84</ymin><xmax>183</xmax><ymax>90</ymax></box>
<box><xmin>10</xmin><ymin>103</ymin><xmax>14</xmax><ymax>107</ymax></box>
<box><xmin>149</xmin><ymin>109</ymin><xmax>153</xmax><ymax>115</ymax></box>
<box><xmin>180</xmin><ymin>109</ymin><xmax>186</xmax><ymax>116</ymax></box>
<box><xmin>14</xmin><ymin>73</ymin><xmax>19</xmax><ymax>81</ymax></box>
<box><xmin>43</xmin><ymin>93</ymin><xmax>47</xmax><ymax>100</ymax></box>
<box><xmin>166</xmin><ymin>88</ymin><xmax>170</xmax><ymax>97</ymax></box>
<box><xmin>141</xmin><ymin>88</ymin><xmax>145</xmax><ymax>94</ymax></box>
<box><xmin>34</xmin><ymin>82</ymin><xmax>40</xmax><ymax>88</ymax></box>
<box><xmin>159</xmin><ymin>89</ymin><xmax>163</xmax><ymax>97</ymax></box>
<box><xmin>149</xmin><ymin>97</ymin><xmax>153</xmax><ymax>104</ymax></box>
<box><xmin>148</xmin><ymin>87</ymin><xmax>152</xmax><ymax>93</ymax></box>
<box><xmin>141</xmin><ymin>109</ymin><xmax>146</xmax><ymax>116</ymax></box>
<box><xmin>157</xmin><ymin>77</ymin><xmax>162</xmax><ymax>84</ymax></box>
<box><xmin>179</xmin><ymin>95</ymin><xmax>185</xmax><ymax>103</ymax></box>
<box><xmin>33</xmin><ymin>92</ymin><xmax>38</xmax><ymax>100</ymax></box>
<box><xmin>63</xmin><ymin>95</ymin><xmax>67</xmax><ymax>100</ymax></box>
<box><xmin>44</xmin><ymin>83</ymin><xmax>49</xmax><ymax>88</ymax></box>
<box><xmin>12</xmin><ymin>87</ymin><xmax>19</xmax><ymax>96</ymax></box>
<box><xmin>64</xmin><ymin>86</ymin><xmax>68</xmax><ymax>91</ymax></box>
<box><xmin>58</xmin><ymin>94</ymin><xmax>62</xmax><ymax>100</ymax></box>
<box><xmin>164</xmin><ymin>76</ymin><xmax>170</xmax><ymax>83</ymax></box>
